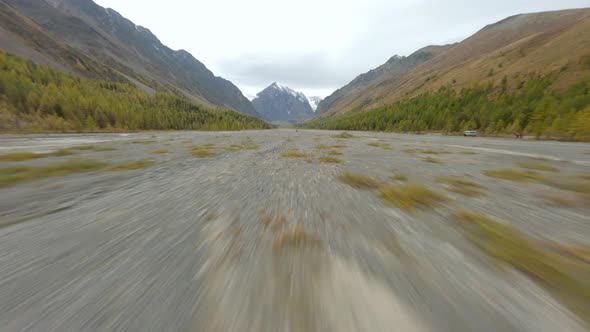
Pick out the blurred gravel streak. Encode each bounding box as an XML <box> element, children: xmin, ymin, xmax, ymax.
<box><xmin>0</xmin><ymin>130</ymin><xmax>588</xmax><ymax>331</ymax></box>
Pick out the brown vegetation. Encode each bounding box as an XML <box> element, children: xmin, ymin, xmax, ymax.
<box><xmin>0</xmin><ymin>150</ymin><xmax>73</xmax><ymax>161</ymax></box>
<box><xmin>108</xmin><ymin>160</ymin><xmax>154</xmax><ymax>171</ymax></box>
<box><xmin>452</xmin><ymin>210</ymin><xmax>590</xmax><ymax>323</ymax></box>
<box><xmin>0</xmin><ymin>160</ymin><xmax>106</xmax><ymax>187</ymax></box>
<box><xmin>337</xmin><ymin>172</ymin><xmax>380</xmax><ymax>190</ymax></box>
<box><xmin>437</xmin><ymin>176</ymin><xmax>485</xmax><ymax>196</ymax></box>
<box><xmin>483</xmin><ymin>169</ymin><xmax>543</xmax><ymax>182</ymax></box>
<box><xmin>516</xmin><ymin>162</ymin><xmax>559</xmax><ymax>172</ymax></box>
<box><xmin>318</xmin><ymin>156</ymin><xmax>342</xmax><ymax>163</ymax></box>
<box><xmin>379</xmin><ymin>184</ymin><xmax>447</xmax><ymax>213</ymax></box>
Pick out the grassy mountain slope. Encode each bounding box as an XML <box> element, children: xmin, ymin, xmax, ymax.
<box><xmin>0</xmin><ymin>0</ymin><xmax>259</xmax><ymax>116</ymax></box>
<box><xmin>316</xmin><ymin>45</ymin><xmax>452</xmax><ymax>114</ymax></box>
<box><xmin>319</xmin><ymin>8</ymin><xmax>590</xmax><ymax>116</ymax></box>
<box><xmin>0</xmin><ymin>51</ymin><xmax>271</xmax><ymax>131</ymax></box>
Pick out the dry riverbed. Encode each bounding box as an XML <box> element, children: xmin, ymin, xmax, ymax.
<box><xmin>0</xmin><ymin>129</ymin><xmax>589</xmax><ymax>331</ymax></box>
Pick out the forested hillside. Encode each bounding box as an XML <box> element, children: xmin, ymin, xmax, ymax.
<box><xmin>0</xmin><ymin>0</ymin><xmax>258</xmax><ymax>116</ymax></box>
<box><xmin>0</xmin><ymin>51</ymin><xmax>271</xmax><ymax>131</ymax></box>
<box><xmin>301</xmin><ymin>73</ymin><xmax>590</xmax><ymax>141</ymax></box>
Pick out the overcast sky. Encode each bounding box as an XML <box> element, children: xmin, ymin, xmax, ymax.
<box><xmin>94</xmin><ymin>0</ymin><xmax>588</xmax><ymax>99</ymax></box>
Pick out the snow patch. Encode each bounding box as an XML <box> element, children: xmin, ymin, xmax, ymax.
<box><xmin>270</xmin><ymin>82</ymin><xmax>298</xmax><ymax>97</ymax></box>
<box><xmin>307</xmin><ymin>96</ymin><xmax>323</xmax><ymax>112</ymax></box>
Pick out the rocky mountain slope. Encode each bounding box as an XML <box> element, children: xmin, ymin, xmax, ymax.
<box><xmin>252</xmin><ymin>83</ymin><xmax>314</xmax><ymax>123</ymax></box>
<box><xmin>0</xmin><ymin>0</ymin><xmax>259</xmax><ymax>116</ymax></box>
<box><xmin>318</xmin><ymin>7</ymin><xmax>590</xmax><ymax>115</ymax></box>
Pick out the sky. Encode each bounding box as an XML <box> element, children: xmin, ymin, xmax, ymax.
<box><xmin>94</xmin><ymin>0</ymin><xmax>589</xmax><ymax>99</ymax></box>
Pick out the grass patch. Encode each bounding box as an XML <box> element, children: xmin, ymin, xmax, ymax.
<box><xmin>260</xmin><ymin>212</ymin><xmax>287</xmax><ymax>231</ymax></box>
<box><xmin>236</xmin><ymin>140</ymin><xmax>260</xmax><ymax>150</ymax></box>
<box><xmin>531</xmin><ymin>156</ymin><xmax>552</xmax><ymax>161</ymax></box>
<box><xmin>152</xmin><ymin>149</ymin><xmax>170</xmax><ymax>154</ymax></box>
<box><xmin>516</xmin><ymin>162</ymin><xmax>559</xmax><ymax>172</ymax></box>
<box><xmin>404</xmin><ymin>149</ymin><xmax>418</xmax><ymax>154</ymax></box>
<box><xmin>281</xmin><ymin>149</ymin><xmax>307</xmax><ymax>158</ymax></box>
<box><xmin>0</xmin><ymin>160</ymin><xmax>106</xmax><ymax>187</ymax></box>
<box><xmin>549</xmin><ymin>243</ymin><xmax>590</xmax><ymax>265</ymax></box>
<box><xmin>182</xmin><ymin>140</ymin><xmax>193</xmax><ymax>144</ymax></box>
<box><xmin>259</xmin><ymin>211</ymin><xmax>321</xmax><ymax>250</ymax></box>
<box><xmin>460</xmin><ymin>151</ymin><xmax>477</xmax><ymax>155</ymax></box>
<box><xmin>315</xmin><ymin>144</ymin><xmax>330</xmax><ymax>150</ymax></box>
<box><xmin>327</xmin><ymin>150</ymin><xmax>343</xmax><ymax>156</ymax></box>
<box><xmin>0</xmin><ymin>150</ymin><xmax>74</xmax><ymax>161</ymax></box>
<box><xmin>437</xmin><ymin>176</ymin><xmax>485</xmax><ymax>196</ymax></box>
<box><xmin>225</xmin><ymin>140</ymin><xmax>259</xmax><ymax>151</ymax></box>
<box><xmin>422</xmin><ymin>149</ymin><xmax>450</xmax><ymax>154</ymax></box>
<box><xmin>337</xmin><ymin>172</ymin><xmax>380</xmax><ymax>190</ymax></box>
<box><xmin>70</xmin><ymin>145</ymin><xmax>96</xmax><ymax>150</ymax></box>
<box><xmin>483</xmin><ymin>169</ymin><xmax>543</xmax><ymax>182</ymax></box>
<box><xmin>108</xmin><ymin>160</ymin><xmax>154</xmax><ymax>171</ymax></box>
<box><xmin>368</xmin><ymin>142</ymin><xmax>393</xmax><ymax>150</ymax></box>
<box><xmin>131</xmin><ymin>140</ymin><xmax>157</xmax><ymax>145</ymax></box>
<box><xmin>541</xmin><ymin>177</ymin><xmax>590</xmax><ymax>194</ymax></box>
<box><xmin>330</xmin><ymin>144</ymin><xmax>347</xmax><ymax>149</ymax></box>
<box><xmin>273</xmin><ymin>223</ymin><xmax>321</xmax><ymax>251</ymax></box>
<box><xmin>423</xmin><ymin>156</ymin><xmax>442</xmax><ymax>164</ymax></box>
<box><xmin>190</xmin><ymin>147</ymin><xmax>216</xmax><ymax>157</ymax></box>
<box><xmin>92</xmin><ymin>147</ymin><xmax>117</xmax><ymax>152</ymax></box>
<box><xmin>52</xmin><ymin>150</ymin><xmax>76</xmax><ymax>156</ymax></box>
<box><xmin>318</xmin><ymin>156</ymin><xmax>342</xmax><ymax>163</ymax></box>
<box><xmin>220</xmin><ymin>146</ymin><xmax>240</xmax><ymax>152</ymax></box>
<box><xmin>452</xmin><ymin>210</ymin><xmax>590</xmax><ymax>323</ymax></box>
<box><xmin>540</xmin><ymin>191</ymin><xmax>590</xmax><ymax>207</ymax></box>
<box><xmin>334</xmin><ymin>132</ymin><xmax>355</xmax><ymax>139</ymax></box>
<box><xmin>70</xmin><ymin>146</ymin><xmax>117</xmax><ymax>152</ymax></box>
<box><xmin>391</xmin><ymin>173</ymin><xmax>408</xmax><ymax>181</ymax></box>
<box><xmin>379</xmin><ymin>184</ymin><xmax>447</xmax><ymax>213</ymax></box>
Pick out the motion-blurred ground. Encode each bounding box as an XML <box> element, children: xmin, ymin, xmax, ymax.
<box><xmin>0</xmin><ymin>129</ymin><xmax>589</xmax><ymax>331</ymax></box>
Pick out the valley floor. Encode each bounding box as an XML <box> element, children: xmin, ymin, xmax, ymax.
<box><xmin>0</xmin><ymin>129</ymin><xmax>589</xmax><ymax>331</ymax></box>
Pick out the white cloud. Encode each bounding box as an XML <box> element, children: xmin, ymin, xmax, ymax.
<box><xmin>94</xmin><ymin>0</ymin><xmax>589</xmax><ymax>97</ymax></box>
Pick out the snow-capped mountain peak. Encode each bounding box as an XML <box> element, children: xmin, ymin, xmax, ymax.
<box><xmin>253</xmin><ymin>83</ymin><xmax>315</xmax><ymax>123</ymax></box>
<box><xmin>269</xmin><ymin>82</ymin><xmax>300</xmax><ymax>98</ymax></box>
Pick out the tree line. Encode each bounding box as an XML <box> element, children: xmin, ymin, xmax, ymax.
<box><xmin>301</xmin><ymin>73</ymin><xmax>590</xmax><ymax>141</ymax></box>
<box><xmin>0</xmin><ymin>51</ymin><xmax>272</xmax><ymax>131</ymax></box>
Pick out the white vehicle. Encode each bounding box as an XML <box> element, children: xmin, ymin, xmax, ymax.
<box><xmin>463</xmin><ymin>130</ymin><xmax>477</xmax><ymax>137</ymax></box>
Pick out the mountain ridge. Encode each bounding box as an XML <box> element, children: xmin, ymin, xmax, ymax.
<box><xmin>252</xmin><ymin>83</ymin><xmax>314</xmax><ymax>123</ymax></box>
<box><xmin>316</xmin><ymin>45</ymin><xmax>452</xmax><ymax>114</ymax></box>
<box><xmin>316</xmin><ymin>7</ymin><xmax>590</xmax><ymax>115</ymax></box>
<box><xmin>0</xmin><ymin>0</ymin><xmax>259</xmax><ymax>116</ymax></box>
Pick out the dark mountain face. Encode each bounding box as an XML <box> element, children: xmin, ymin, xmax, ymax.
<box><xmin>0</xmin><ymin>0</ymin><xmax>259</xmax><ymax>116</ymax></box>
<box><xmin>252</xmin><ymin>83</ymin><xmax>314</xmax><ymax>123</ymax></box>
<box><xmin>315</xmin><ymin>45</ymin><xmax>452</xmax><ymax>114</ymax></box>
